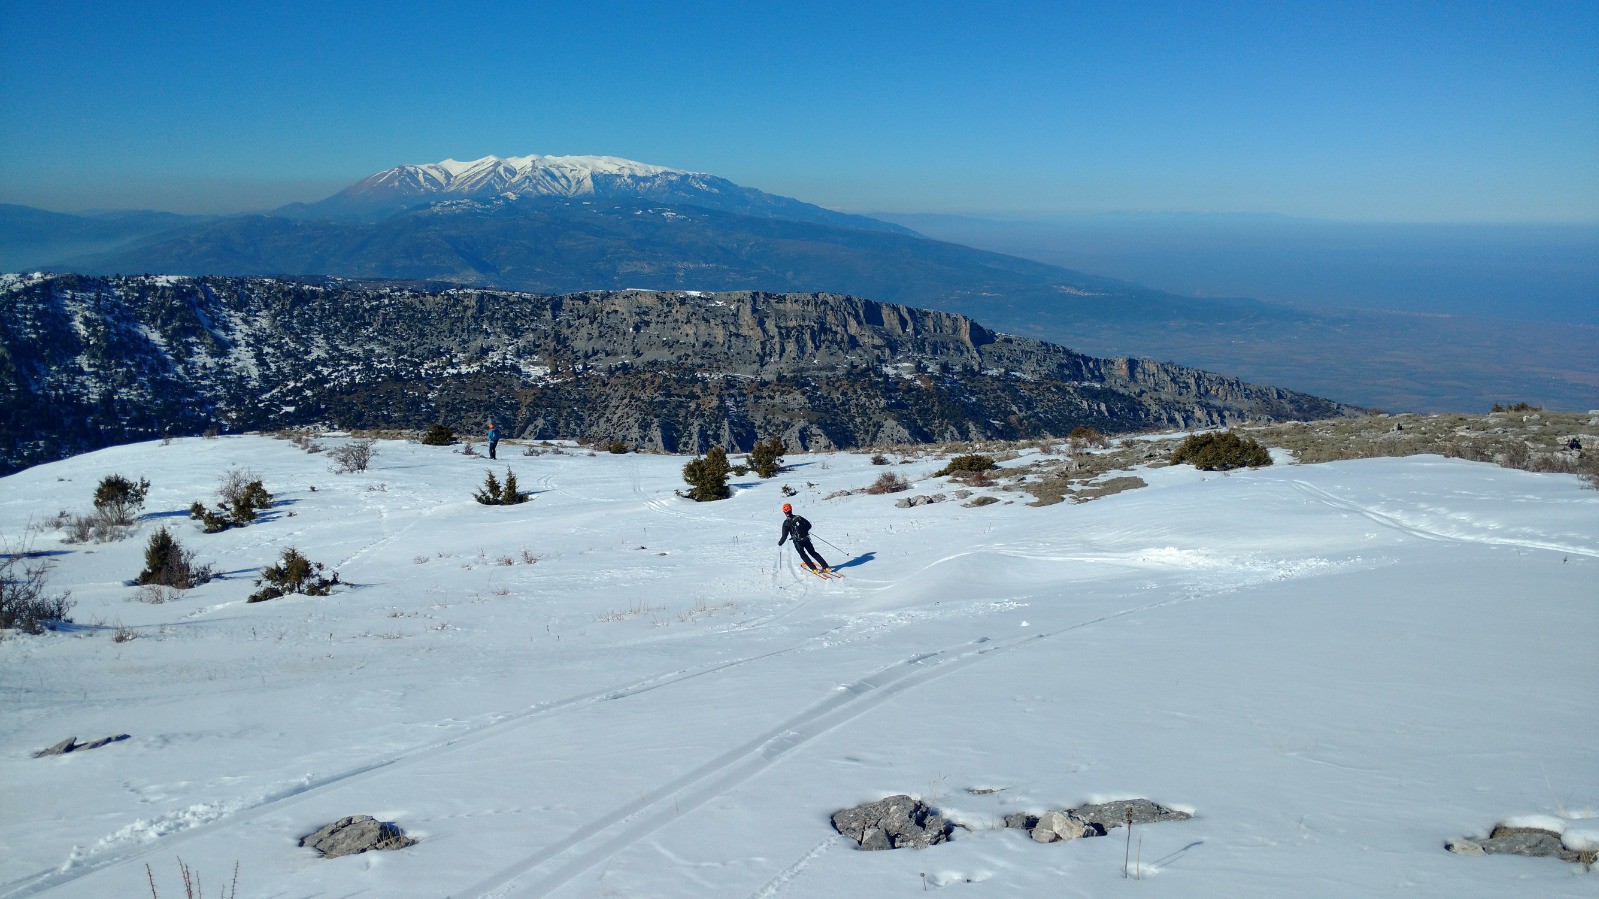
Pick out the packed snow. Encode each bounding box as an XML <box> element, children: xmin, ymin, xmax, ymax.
<box><xmin>2</xmin><ymin>436</ymin><xmax>1595</xmax><ymax>897</ymax></box>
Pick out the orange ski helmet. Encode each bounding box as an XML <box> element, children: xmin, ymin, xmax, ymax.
<box><xmin>782</xmin><ymin>503</ymin><xmax>793</xmax><ymax>514</ymax></box>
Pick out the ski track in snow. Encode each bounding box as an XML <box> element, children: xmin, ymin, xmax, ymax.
<box><xmin>0</xmin><ymin>621</ymin><xmax>847</xmax><ymax>898</ymax></box>
<box><xmin>747</xmin><ymin>835</ymin><xmax>841</xmax><ymax>899</ymax></box>
<box><xmin>11</xmin><ymin>541</ymin><xmax>1255</xmax><ymax>899</ymax></box>
<box><xmin>1286</xmin><ymin>478</ymin><xmax>1599</xmax><ymax>558</ymax></box>
<box><xmin>457</xmin><ymin>580</ymin><xmax>1259</xmax><ymax>898</ymax></box>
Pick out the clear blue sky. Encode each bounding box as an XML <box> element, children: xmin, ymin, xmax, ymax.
<box><xmin>2</xmin><ymin>0</ymin><xmax>1594</xmax><ymax>221</ymax></box>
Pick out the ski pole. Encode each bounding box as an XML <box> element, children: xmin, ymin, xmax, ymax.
<box><xmin>813</xmin><ymin>533</ymin><xmax>849</xmax><ymax>555</ymax></box>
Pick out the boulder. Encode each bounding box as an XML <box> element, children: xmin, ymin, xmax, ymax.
<box><xmin>1444</xmin><ymin>838</ymin><xmax>1486</xmax><ymax>856</ymax></box>
<box><xmin>300</xmin><ymin>815</ymin><xmax>417</xmax><ymax>858</ymax></box>
<box><xmin>1004</xmin><ymin>812</ymin><xmax>1039</xmax><ymax>831</ymax></box>
<box><xmin>1479</xmin><ymin>825</ymin><xmax>1575</xmax><ymax>862</ymax></box>
<box><xmin>32</xmin><ymin>738</ymin><xmax>77</xmax><ymax>758</ymax></box>
<box><xmin>1031</xmin><ymin>810</ymin><xmax>1090</xmax><ymax>843</ymax></box>
<box><xmin>831</xmin><ymin>795</ymin><xmax>952</xmax><ymax>851</ymax></box>
<box><xmin>1070</xmin><ymin>799</ymin><xmax>1191</xmax><ymax>832</ymax></box>
<box><xmin>32</xmin><ymin>734</ymin><xmax>129</xmax><ymax>757</ymax></box>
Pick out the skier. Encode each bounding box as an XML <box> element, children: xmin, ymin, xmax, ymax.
<box><xmin>778</xmin><ymin>503</ymin><xmax>830</xmax><ymax>573</ymax></box>
<box><xmin>487</xmin><ymin>421</ymin><xmax>499</xmax><ymax>460</ymax></box>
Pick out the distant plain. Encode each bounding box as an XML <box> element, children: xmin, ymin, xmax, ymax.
<box><xmin>883</xmin><ymin>213</ymin><xmax>1599</xmax><ymax>412</ymax></box>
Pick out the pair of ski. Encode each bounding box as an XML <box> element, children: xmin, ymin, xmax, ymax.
<box><xmin>804</xmin><ymin>566</ymin><xmax>843</xmax><ymax>580</ymax></box>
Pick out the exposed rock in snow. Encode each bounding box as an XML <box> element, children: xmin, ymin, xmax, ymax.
<box><xmin>300</xmin><ymin>816</ymin><xmax>417</xmax><ymax>858</ymax></box>
<box><xmin>1030</xmin><ymin>810</ymin><xmax>1090</xmax><ymax>843</ymax></box>
<box><xmin>831</xmin><ymin>795</ymin><xmax>952</xmax><ymax>851</ymax></box>
<box><xmin>31</xmin><ymin>735</ymin><xmax>130</xmax><ymax>758</ymax></box>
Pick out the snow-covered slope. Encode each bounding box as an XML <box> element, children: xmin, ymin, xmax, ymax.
<box><xmin>1</xmin><ymin>437</ymin><xmax>1595</xmax><ymax>897</ymax></box>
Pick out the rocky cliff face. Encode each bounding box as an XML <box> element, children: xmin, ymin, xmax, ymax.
<box><xmin>0</xmin><ymin>274</ymin><xmax>1355</xmax><ymax>472</ymax></box>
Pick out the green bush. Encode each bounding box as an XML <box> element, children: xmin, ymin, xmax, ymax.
<box><xmin>749</xmin><ymin>437</ymin><xmax>786</xmax><ymax>478</ymax></box>
<box><xmin>249</xmin><ymin>547</ymin><xmax>337</xmax><ymax>602</ymax></box>
<box><xmin>606</xmin><ymin>441</ymin><xmax>629</xmax><ymax>454</ymax></box>
<box><xmin>682</xmin><ymin>447</ymin><xmax>731</xmax><ymax>502</ymax></box>
<box><xmin>420</xmin><ymin>424</ymin><xmax>456</xmax><ymax>446</ymax></box>
<box><xmin>191</xmin><ymin>473</ymin><xmax>273</xmax><ymax>532</ymax></box>
<box><xmin>933</xmin><ymin>454</ymin><xmax>997</xmax><ymax>477</ymax></box>
<box><xmin>92</xmin><ymin>474</ymin><xmax>150</xmax><ymax>525</ymax></box>
<box><xmin>1169</xmin><ymin>431</ymin><xmax>1272</xmax><ymax>470</ymax></box>
<box><xmin>1067</xmin><ymin>426</ymin><xmax>1109</xmax><ymax>449</ymax></box>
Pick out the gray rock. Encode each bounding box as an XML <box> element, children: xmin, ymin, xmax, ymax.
<box><xmin>1004</xmin><ymin>812</ymin><xmax>1039</xmax><ymax>830</ymax></box>
<box><xmin>31</xmin><ymin>734</ymin><xmax>130</xmax><ymax>757</ymax></box>
<box><xmin>860</xmin><ymin>828</ymin><xmax>892</xmax><ymax>851</ymax></box>
<box><xmin>951</xmin><ymin>490</ymin><xmax>973</xmax><ymax>499</ymax></box>
<box><xmin>1479</xmin><ymin>825</ymin><xmax>1577</xmax><ymax>862</ymax></box>
<box><xmin>824</xmin><ymin>490</ymin><xmax>852</xmax><ymax>500</ymax></box>
<box><xmin>1444</xmin><ymin>838</ymin><xmax>1486</xmax><ymax>856</ymax></box>
<box><xmin>32</xmin><ymin>737</ymin><xmax>77</xmax><ymax>757</ymax></box>
<box><xmin>927</xmin><ymin>493</ymin><xmax>947</xmax><ymax>504</ymax></box>
<box><xmin>1031</xmin><ymin>810</ymin><xmax>1090</xmax><ymax>843</ymax></box>
<box><xmin>1070</xmin><ymin>799</ymin><xmax>1191</xmax><ymax>832</ymax></box>
<box><xmin>300</xmin><ymin>815</ymin><xmax>417</xmax><ymax>858</ymax></box>
<box><xmin>831</xmin><ymin>795</ymin><xmax>952</xmax><ymax>851</ymax></box>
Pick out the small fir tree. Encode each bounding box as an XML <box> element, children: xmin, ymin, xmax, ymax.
<box><xmin>682</xmin><ymin>447</ymin><xmax>732</xmax><ymax>502</ymax></box>
<box><xmin>749</xmin><ymin>437</ymin><xmax>786</xmax><ymax>478</ymax></box>
<box><xmin>136</xmin><ymin>527</ymin><xmax>209</xmax><ymax>588</ymax></box>
<box><xmin>500</xmin><ymin>469</ymin><xmax>524</xmax><ymax>505</ymax></box>
<box><xmin>474</xmin><ymin>469</ymin><xmax>527</xmax><ymax>505</ymax></box>
<box><xmin>474</xmin><ymin>469</ymin><xmax>504</xmax><ymax>505</ymax></box>
<box><xmin>420</xmin><ymin>424</ymin><xmax>456</xmax><ymax>446</ymax></box>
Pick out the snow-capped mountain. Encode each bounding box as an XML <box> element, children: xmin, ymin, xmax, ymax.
<box><xmin>354</xmin><ymin>154</ymin><xmax>694</xmax><ymax>199</ymax></box>
<box><xmin>281</xmin><ymin>153</ymin><xmax>915</xmax><ymax>234</ymax></box>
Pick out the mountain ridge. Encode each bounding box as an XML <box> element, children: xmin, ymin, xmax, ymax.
<box><xmin>0</xmin><ymin>273</ymin><xmax>1354</xmax><ymax>473</ymax></box>
<box><xmin>275</xmin><ymin>153</ymin><xmax>916</xmax><ymax>234</ymax></box>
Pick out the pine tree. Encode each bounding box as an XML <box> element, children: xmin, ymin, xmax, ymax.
<box><xmin>750</xmin><ymin>436</ymin><xmax>786</xmax><ymax>478</ymax></box>
<box><xmin>500</xmin><ymin>468</ymin><xmax>524</xmax><ymax>505</ymax></box>
<box><xmin>474</xmin><ymin>469</ymin><xmax>504</xmax><ymax>505</ymax></box>
<box><xmin>682</xmin><ymin>446</ymin><xmax>732</xmax><ymax>501</ymax></box>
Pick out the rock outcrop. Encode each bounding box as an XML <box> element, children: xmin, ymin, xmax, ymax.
<box><xmin>832</xmin><ymin>795</ymin><xmax>953</xmax><ymax>851</ymax></box>
<box><xmin>0</xmin><ymin>275</ymin><xmax>1357</xmax><ymax>473</ymax></box>
<box><xmin>31</xmin><ymin>734</ymin><xmax>130</xmax><ymax>757</ymax></box>
<box><xmin>300</xmin><ymin>816</ymin><xmax>417</xmax><ymax>858</ymax></box>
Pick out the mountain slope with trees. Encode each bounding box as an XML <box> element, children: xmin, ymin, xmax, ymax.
<box><xmin>0</xmin><ymin>274</ymin><xmax>1354</xmax><ymax>473</ymax></box>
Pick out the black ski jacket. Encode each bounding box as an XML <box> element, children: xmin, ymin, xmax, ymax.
<box><xmin>779</xmin><ymin>514</ymin><xmax>813</xmax><ymax>546</ymax></box>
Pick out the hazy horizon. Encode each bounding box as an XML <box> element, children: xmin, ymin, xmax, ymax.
<box><xmin>878</xmin><ymin>212</ymin><xmax>1599</xmax><ymax>326</ymax></box>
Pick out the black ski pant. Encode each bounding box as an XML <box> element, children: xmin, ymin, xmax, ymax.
<box><xmin>489</xmin><ymin>439</ymin><xmax>498</xmax><ymax>459</ymax></box>
<box><xmin>792</xmin><ymin>537</ymin><xmax>829</xmax><ymax>570</ymax></box>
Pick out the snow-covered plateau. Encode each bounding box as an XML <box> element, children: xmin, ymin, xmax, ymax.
<box><xmin>1</xmin><ymin>435</ymin><xmax>1595</xmax><ymax>897</ymax></box>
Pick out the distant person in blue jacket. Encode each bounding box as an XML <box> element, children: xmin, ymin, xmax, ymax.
<box><xmin>487</xmin><ymin>421</ymin><xmax>499</xmax><ymax>459</ymax></box>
